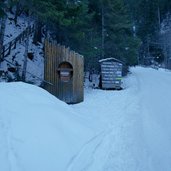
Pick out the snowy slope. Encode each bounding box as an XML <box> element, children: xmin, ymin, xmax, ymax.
<box><xmin>0</xmin><ymin>82</ymin><xmax>94</xmax><ymax>171</ymax></box>
<box><xmin>1</xmin><ymin>67</ymin><xmax>171</xmax><ymax>171</ymax></box>
<box><xmin>4</xmin><ymin>13</ymin><xmax>34</xmax><ymax>45</ymax></box>
<box><xmin>0</xmin><ymin>12</ymin><xmax>44</xmax><ymax>85</ymax></box>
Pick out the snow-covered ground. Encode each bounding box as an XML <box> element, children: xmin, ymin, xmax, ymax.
<box><xmin>1</xmin><ymin>66</ymin><xmax>171</xmax><ymax>171</ymax></box>
<box><xmin>0</xmin><ymin>82</ymin><xmax>94</xmax><ymax>171</ymax></box>
<box><xmin>0</xmin><ymin>11</ymin><xmax>44</xmax><ymax>85</ymax></box>
<box><xmin>4</xmin><ymin>13</ymin><xmax>34</xmax><ymax>45</ymax></box>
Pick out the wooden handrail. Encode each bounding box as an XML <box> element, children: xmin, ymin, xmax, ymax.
<box><xmin>1</xmin><ymin>24</ymin><xmax>35</xmax><ymax>59</ymax></box>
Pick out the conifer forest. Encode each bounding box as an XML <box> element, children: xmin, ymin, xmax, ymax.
<box><xmin>1</xmin><ymin>0</ymin><xmax>171</xmax><ymax>70</ymax></box>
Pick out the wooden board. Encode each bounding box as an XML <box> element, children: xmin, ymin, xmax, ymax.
<box><xmin>100</xmin><ymin>61</ymin><xmax>122</xmax><ymax>89</ymax></box>
<box><xmin>44</xmin><ymin>40</ymin><xmax>84</xmax><ymax>104</ymax></box>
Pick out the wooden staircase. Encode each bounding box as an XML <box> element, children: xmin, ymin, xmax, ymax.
<box><xmin>0</xmin><ymin>24</ymin><xmax>35</xmax><ymax>60</ymax></box>
<box><xmin>0</xmin><ymin>24</ymin><xmax>35</xmax><ymax>82</ymax></box>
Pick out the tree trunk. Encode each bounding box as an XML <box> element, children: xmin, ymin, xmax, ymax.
<box><xmin>14</xmin><ymin>3</ymin><xmax>19</xmax><ymax>25</ymax></box>
<box><xmin>33</xmin><ymin>20</ymin><xmax>42</xmax><ymax>45</ymax></box>
<box><xmin>0</xmin><ymin>15</ymin><xmax>6</xmax><ymax>61</ymax></box>
<box><xmin>22</xmin><ymin>38</ymin><xmax>29</xmax><ymax>81</ymax></box>
<box><xmin>101</xmin><ymin>4</ymin><xmax>105</xmax><ymax>59</ymax></box>
<box><xmin>14</xmin><ymin>2</ymin><xmax>24</xmax><ymax>26</ymax></box>
<box><xmin>157</xmin><ymin>5</ymin><xmax>161</xmax><ymax>31</ymax></box>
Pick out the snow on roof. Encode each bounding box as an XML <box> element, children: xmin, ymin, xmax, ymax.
<box><xmin>99</xmin><ymin>57</ymin><xmax>123</xmax><ymax>63</ymax></box>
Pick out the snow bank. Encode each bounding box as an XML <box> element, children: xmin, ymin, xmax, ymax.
<box><xmin>0</xmin><ymin>82</ymin><xmax>93</xmax><ymax>171</ymax></box>
<box><xmin>69</xmin><ymin>67</ymin><xmax>171</xmax><ymax>171</ymax></box>
<box><xmin>130</xmin><ymin>67</ymin><xmax>171</xmax><ymax>171</ymax></box>
<box><xmin>1</xmin><ymin>67</ymin><xmax>171</xmax><ymax>171</ymax></box>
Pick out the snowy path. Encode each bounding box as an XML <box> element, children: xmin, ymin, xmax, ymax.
<box><xmin>69</xmin><ymin>67</ymin><xmax>171</xmax><ymax>171</ymax></box>
<box><xmin>0</xmin><ymin>111</ymin><xmax>10</xmax><ymax>171</ymax></box>
<box><xmin>134</xmin><ymin>67</ymin><xmax>171</xmax><ymax>171</ymax></box>
<box><xmin>1</xmin><ymin>67</ymin><xmax>171</xmax><ymax>171</ymax></box>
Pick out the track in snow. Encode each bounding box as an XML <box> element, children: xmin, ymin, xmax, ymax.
<box><xmin>68</xmin><ymin>69</ymin><xmax>154</xmax><ymax>171</ymax></box>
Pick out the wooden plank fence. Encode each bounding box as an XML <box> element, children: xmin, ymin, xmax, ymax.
<box><xmin>44</xmin><ymin>40</ymin><xmax>84</xmax><ymax>104</ymax></box>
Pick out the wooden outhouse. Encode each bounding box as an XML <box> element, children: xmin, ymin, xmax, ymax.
<box><xmin>44</xmin><ymin>40</ymin><xmax>84</xmax><ymax>104</ymax></box>
<box><xmin>99</xmin><ymin>58</ymin><xmax>123</xmax><ymax>89</ymax></box>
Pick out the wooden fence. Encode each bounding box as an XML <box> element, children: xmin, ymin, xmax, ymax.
<box><xmin>44</xmin><ymin>40</ymin><xmax>84</xmax><ymax>104</ymax></box>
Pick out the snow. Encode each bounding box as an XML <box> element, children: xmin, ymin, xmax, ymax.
<box><xmin>0</xmin><ymin>12</ymin><xmax>43</xmax><ymax>86</ymax></box>
<box><xmin>160</xmin><ymin>13</ymin><xmax>171</xmax><ymax>34</ymax></box>
<box><xmin>69</xmin><ymin>67</ymin><xmax>171</xmax><ymax>171</ymax></box>
<box><xmin>134</xmin><ymin>67</ymin><xmax>171</xmax><ymax>171</ymax></box>
<box><xmin>1</xmin><ymin>67</ymin><xmax>171</xmax><ymax>171</ymax></box>
<box><xmin>4</xmin><ymin>13</ymin><xmax>33</xmax><ymax>45</ymax></box>
<box><xmin>99</xmin><ymin>57</ymin><xmax>123</xmax><ymax>63</ymax></box>
<box><xmin>0</xmin><ymin>82</ymin><xmax>94</xmax><ymax>171</ymax></box>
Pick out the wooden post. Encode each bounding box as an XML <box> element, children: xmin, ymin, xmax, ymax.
<box><xmin>2</xmin><ymin>46</ymin><xmax>5</xmax><ymax>59</ymax></box>
<box><xmin>19</xmin><ymin>34</ymin><xmax>22</xmax><ymax>43</ymax></box>
<box><xmin>22</xmin><ymin>31</ymin><xmax>25</xmax><ymax>41</ymax></box>
<box><xmin>7</xmin><ymin>42</ymin><xmax>12</xmax><ymax>56</ymax></box>
<box><xmin>14</xmin><ymin>40</ymin><xmax>17</xmax><ymax>49</ymax></box>
<box><xmin>0</xmin><ymin>16</ymin><xmax>6</xmax><ymax>61</ymax></box>
<box><xmin>22</xmin><ymin>38</ymin><xmax>29</xmax><ymax>81</ymax></box>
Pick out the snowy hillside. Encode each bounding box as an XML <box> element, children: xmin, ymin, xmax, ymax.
<box><xmin>1</xmin><ymin>67</ymin><xmax>171</xmax><ymax>171</ymax></box>
<box><xmin>0</xmin><ymin>82</ymin><xmax>93</xmax><ymax>171</ymax></box>
<box><xmin>0</xmin><ymin>12</ymin><xmax>44</xmax><ymax>85</ymax></box>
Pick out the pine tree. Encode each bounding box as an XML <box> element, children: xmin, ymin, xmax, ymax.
<box><xmin>88</xmin><ymin>0</ymin><xmax>140</xmax><ymax>66</ymax></box>
<box><xmin>125</xmin><ymin>0</ymin><xmax>170</xmax><ymax>65</ymax></box>
<box><xmin>0</xmin><ymin>2</ymin><xmax>5</xmax><ymax>17</ymax></box>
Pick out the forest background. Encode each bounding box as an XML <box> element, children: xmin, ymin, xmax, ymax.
<box><xmin>1</xmin><ymin>0</ymin><xmax>171</xmax><ymax>70</ymax></box>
